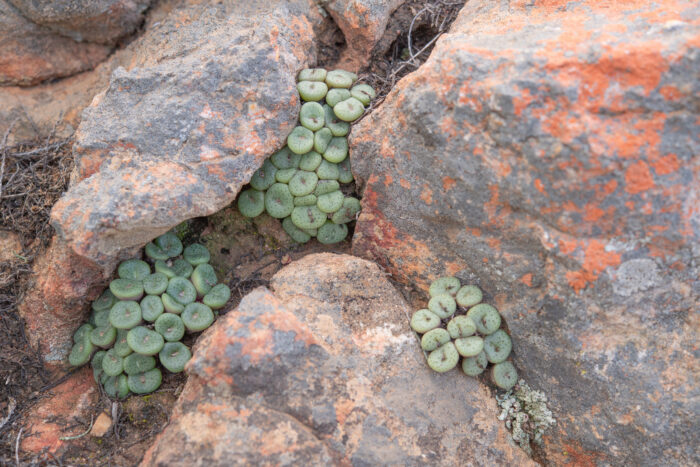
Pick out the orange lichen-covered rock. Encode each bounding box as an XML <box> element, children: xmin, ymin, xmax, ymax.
<box><xmin>324</xmin><ymin>0</ymin><xmax>405</xmax><ymax>71</ymax></box>
<box><xmin>350</xmin><ymin>1</ymin><xmax>699</xmax><ymax>465</ymax></box>
<box><xmin>20</xmin><ymin>367</ymin><xmax>97</xmax><ymax>454</ymax></box>
<box><xmin>142</xmin><ymin>254</ymin><xmax>533</xmax><ymax>466</ymax></box>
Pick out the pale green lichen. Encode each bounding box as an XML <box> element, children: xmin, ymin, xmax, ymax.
<box><xmin>496</xmin><ymin>379</ymin><xmax>556</xmax><ymax>455</ymax></box>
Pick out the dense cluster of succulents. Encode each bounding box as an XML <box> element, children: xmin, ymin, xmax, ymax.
<box><xmin>68</xmin><ymin>233</ymin><xmax>230</xmax><ymax>399</ymax></box>
<box><xmin>497</xmin><ymin>379</ymin><xmax>556</xmax><ymax>454</ymax></box>
<box><xmin>237</xmin><ymin>68</ymin><xmax>374</xmax><ymax>244</ymax></box>
<box><xmin>410</xmin><ymin>277</ymin><xmax>518</xmax><ymax>389</ymax></box>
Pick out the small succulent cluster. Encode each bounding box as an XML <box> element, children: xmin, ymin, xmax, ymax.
<box><xmin>497</xmin><ymin>379</ymin><xmax>556</xmax><ymax>454</ymax></box>
<box><xmin>68</xmin><ymin>233</ymin><xmax>231</xmax><ymax>399</ymax></box>
<box><xmin>237</xmin><ymin>68</ymin><xmax>375</xmax><ymax>244</ymax></box>
<box><xmin>410</xmin><ymin>277</ymin><xmax>518</xmax><ymax>390</ymax></box>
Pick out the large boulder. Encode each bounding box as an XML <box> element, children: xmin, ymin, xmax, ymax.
<box><xmin>350</xmin><ymin>1</ymin><xmax>699</xmax><ymax>465</ymax></box>
<box><xmin>141</xmin><ymin>253</ymin><xmax>532</xmax><ymax>466</ymax></box>
<box><xmin>52</xmin><ymin>0</ymin><xmax>323</xmax><ymax>268</ymax></box>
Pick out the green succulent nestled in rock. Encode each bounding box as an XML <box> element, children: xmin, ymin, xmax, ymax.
<box><xmin>409</xmin><ymin>277</ymin><xmax>518</xmax><ymax>390</ymax></box>
<box><xmin>68</xmin><ymin>232</ymin><xmax>229</xmax><ymax>399</ymax></box>
<box><xmin>235</xmin><ymin>68</ymin><xmax>375</xmax><ymax>245</ymax></box>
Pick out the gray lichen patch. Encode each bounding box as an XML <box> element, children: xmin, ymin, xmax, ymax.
<box><xmin>496</xmin><ymin>379</ymin><xmax>556</xmax><ymax>456</ymax></box>
<box><xmin>612</xmin><ymin>258</ymin><xmax>661</xmax><ymax>297</ymax></box>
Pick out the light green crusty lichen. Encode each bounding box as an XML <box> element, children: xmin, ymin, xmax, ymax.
<box><xmin>496</xmin><ymin>379</ymin><xmax>556</xmax><ymax>455</ymax></box>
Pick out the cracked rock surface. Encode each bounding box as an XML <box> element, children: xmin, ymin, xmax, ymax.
<box><xmin>349</xmin><ymin>1</ymin><xmax>700</xmax><ymax>465</ymax></box>
<box><xmin>141</xmin><ymin>253</ymin><xmax>533</xmax><ymax>466</ymax></box>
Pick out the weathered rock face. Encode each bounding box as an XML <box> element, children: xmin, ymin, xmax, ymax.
<box><xmin>350</xmin><ymin>1</ymin><xmax>699</xmax><ymax>465</ymax></box>
<box><xmin>21</xmin><ymin>0</ymin><xmax>324</xmax><ymax>365</ymax></box>
<box><xmin>20</xmin><ymin>367</ymin><xmax>97</xmax><ymax>454</ymax></box>
<box><xmin>142</xmin><ymin>253</ymin><xmax>533</xmax><ymax>466</ymax></box>
<box><xmin>52</xmin><ymin>0</ymin><xmax>323</xmax><ymax>268</ymax></box>
<box><xmin>0</xmin><ymin>0</ymin><xmax>111</xmax><ymax>86</ymax></box>
<box><xmin>8</xmin><ymin>0</ymin><xmax>152</xmax><ymax>44</ymax></box>
<box><xmin>324</xmin><ymin>0</ymin><xmax>405</xmax><ymax>71</ymax></box>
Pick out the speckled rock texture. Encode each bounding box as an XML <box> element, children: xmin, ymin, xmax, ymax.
<box><xmin>141</xmin><ymin>253</ymin><xmax>534</xmax><ymax>466</ymax></box>
<box><xmin>52</xmin><ymin>0</ymin><xmax>322</xmax><ymax>268</ymax></box>
<box><xmin>0</xmin><ymin>0</ymin><xmax>111</xmax><ymax>86</ymax></box>
<box><xmin>8</xmin><ymin>0</ymin><xmax>152</xmax><ymax>44</ymax></box>
<box><xmin>324</xmin><ymin>0</ymin><xmax>405</xmax><ymax>71</ymax></box>
<box><xmin>350</xmin><ymin>1</ymin><xmax>699</xmax><ymax>465</ymax></box>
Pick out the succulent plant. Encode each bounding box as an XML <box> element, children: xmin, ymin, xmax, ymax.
<box><xmin>350</xmin><ymin>83</ymin><xmax>376</xmax><ymax>105</ymax></box>
<box><xmin>420</xmin><ymin>328</ymin><xmax>451</xmax><ymax>351</ymax></box>
<box><xmin>333</xmin><ymin>97</ymin><xmax>365</xmax><ymax>122</ymax></box>
<box><xmin>456</xmin><ymin>285</ymin><xmax>483</xmax><ymax>307</ymax></box>
<box><xmin>298</xmin><ymin>68</ymin><xmax>327</xmax><ymax>82</ymax></box>
<box><xmin>326</xmin><ymin>88</ymin><xmax>351</xmax><ymax>107</ymax></box>
<box><xmin>161</xmin><ymin>293</ymin><xmax>185</xmax><ymax>314</ymax></box>
<box><xmin>140</xmin><ymin>295</ymin><xmax>164</xmax><ymax>322</ymax></box>
<box><xmin>323</xmin><ymin>137</ymin><xmax>348</xmax><ymax>163</ymax></box>
<box><xmin>91</xmin><ymin>289</ymin><xmax>116</xmax><ymax>312</ymax></box>
<box><xmin>155</xmin><ymin>233</ymin><xmax>183</xmax><ymax>258</ymax></box>
<box><xmin>181</xmin><ymin>303</ymin><xmax>215</xmax><ymax>332</ymax></box>
<box><xmin>461</xmin><ymin>351</ymin><xmax>488</xmax><ymax>376</ymax></box>
<box><xmin>275</xmin><ymin>167</ymin><xmax>297</xmax><ymax>184</ymax></box>
<box><xmin>316</xmin><ymin>221</ymin><xmax>348</xmax><ymax>244</ymax></box>
<box><xmin>102</xmin><ymin>348</ymin><xmax>124</xmax><ymax>377</ymax></box>
<box><xmin>427</xmin><ymin>342</ymin><xmax>459</xmax><ymax>373</ymax></box>
<box><xmin>483</xmin><ymin>329</ymin><xmax>512</xmax><ymax>364</ymax></box>
<box><xmin>73</xmin><ymin>323</ymin><xmax>94</xmax><ymax>344</ymax></box>
<box><xmin>410</xmin><ymin>309</ymin><xmax>441</xmax><ymax>333</ymax></box>
<box><xmin>282</xmin><ymin>217</ymin><xmax>311</xmax><ymax>244</ymax></box>
<box><xmin>202</xmin><ymin>283</ymin><xmax>231</xmax><ymax>310</ymax></box>
<box><xmin>291</xmin><ymin>205</ymin><xmax>327</xmax><ymax>230</ymax></box>
<box><xmin>317</xmin><ymin>190</ymin><xmax>344</xmax><ymax>213</ymax></box>
<box><xmin>123</xmin><ymin>353</ymin><xmax>156</xmax><ymax>376</ymax></box>
<box><xmin>288</xmin><ymin>170</ymin><xmax>318</xmax><ymax>197</ymax></box>
<box><xmin>128</xmin><ymin>368</ymin><xmax>163</xmax><ymax>394</ymax></box>
<box><xmin>143</xmin><ymin>272</ymin><xmax>168</xmax><ymax>295</ymax></box>
<box><xmin>492</xmin><ymin>361</ymin><xmax>518</xmax><ymax>390</ymax></box>
<box><xmin>109</xmin><ymin>301</ymin><xmax>142</xmax><ymax>329</ymax></box>
<box><xmin>250</xmin><ymin>159</ymin><xmax>278</xmax><ymax>191</ymax></box>
<box><xmin>325</xmin><ymin>69</ymin><xmax>355</xmax><ymax>88</ymax></box>
<box><xmin>159</xmin><ymin>342</ymin><xmax>191</xmax><ymax>373</ymax></box>
<box><xmin>446</xmin><ymin>315</ymin><xmax>476</xmax><ymax>338</ymax></box>
<box><xmin>429</xmin><ymin>276</ymin><xmax>461</xmax><ymax>297</ymax></box>
<box><xmin>287</xmin><ymin>126</ymin><xmax>315</xmax><ymax>154</ymax></box>
<box><xmin>238</xmin><ymin>189</ymin><xmax>265</xmax><ymax>218</ymax></box>
<box><xmin>154</xmin><ymin>313</ymin><xmax>185</xmax><ymax>342</ymax></box>
<box><xmin>428</xmin><ymin>294</ymin><xmax>456</xmax><ymax>319</ymax></box>
<box><xmin>167</xmin><ymin>277</ymin><xmax>197</xmax><ymax>305</ymax></box>
<box><xmin>118</xmin><ymin>259</ymin><xmax>151</xmax><ymax>281</ymax></box>
<box><xmin>297</xmin><ymin>80</ymin><xmax>328</xmax><ymax>101</ymax></box>
<box><xmin>313</xmin><ymin>128</ymin><xmax>333</xmax><ymax>153</ymax></box>
<box><xmin>265</xmin><ymin>183</ymin><xmax>294</xmax><ymax>218</ymax></box>
<box><xmin>90</xmin><ymin>325</ymin><xmax>117</xmax><ymax>348</ymax></box>
<box><xmin>109</xmin><ymin>278</ymin><xmax>144</xmax><ymax>301</ymax></box>
<box><xmin>183</xmin><ymin>243</ymin><xmax>210</xmax><ymax>266</ymax></box>
<box><xmin>299</xmin><ymin>151</ymin><xmax>323</xmax><ymax>171</ymax></box>
<box><xmin>299</xmin><ymin>102</ymin><xmax>325</xmax><ymax>131</ymax></box>
<box><xmin>467</xmin><ymin>303</ymin><xmax>501</xmax><ymax>335</ymax></box>
<box><xmin>454</xmin><ymin>336</ymin><xmax>484</xmax><ymax>357</ymax></box>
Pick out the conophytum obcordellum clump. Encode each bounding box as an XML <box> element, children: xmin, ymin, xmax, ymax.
<box><xmin>409</xmin><ymin>276</ymin><xmax>518</xmax><ymax>389</ymax></box>
<box><xmin>237</xmin><ymin>68</ymin><xmax>374</xmax><ymax>244</ymax></box>
<box><xmin>68</xmin><ymin>231</ymin><xmax>231</xmax><ymax>399</ymax></box>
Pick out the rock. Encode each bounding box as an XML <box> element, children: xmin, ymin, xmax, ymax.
<box><xmin>0</xmin><ymin>230</ymin><xmax>22</xmax><ymax>262</ymax></box>
<box><xmin>142</xmin><ymin>253</ymin><xmax>532</xmax><ymax>466</ymax></box>
<box><xmin>18</xmin><ymin>236</ymin><xmax>107</xmax><ymax>368</ymax></box>
<box><xmin>20</xmin><ymin>367</ymin><xmax>97</xmax><ymax>453</ymax></box>
<box><xmin>350</xmin><ymin>1</ymin><xmax>699</xmax><ymax>465</ymax></box>
<box><xmin>0</xmin><ymin>0</ymin><xmax>111</xmax><ymax>86</ymax></box>
<box><xmin>324</xmin><ymin>0</ymin><xmax>406</xmax><ymax>71</ymax></box>
<box><xmin>7</xmin><ymin>0</ymin><xmax>152</xmax><ymax>44</ymax></box>
<box><xmin>89</xmin><ymin>412</ymin><xmax>112</xmax><ymax>438</ymax></box>
<box><xmin>51</xmin><ymin>0</ymin><xmax>323</xmax><ymax>268</ymax></box>
<box><xmin>22</xmin><ymin>0</ymin><xmax>324</xmax><ymax>365</ymax></box>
